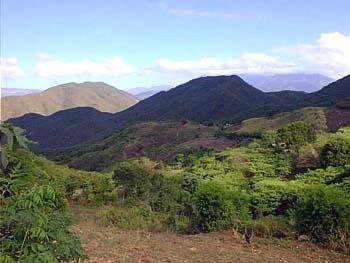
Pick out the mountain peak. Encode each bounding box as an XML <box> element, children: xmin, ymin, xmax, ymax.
<box><xmin>1</xmin><ymin>82</ymin><xmax>138</xmax><ymax>120</ymax></box>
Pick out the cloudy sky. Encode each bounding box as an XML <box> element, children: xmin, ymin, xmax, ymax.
<box><xmin>1</xmin><ymin>0</ymin><xmax>350</xmax><ymax>90</ymax></box>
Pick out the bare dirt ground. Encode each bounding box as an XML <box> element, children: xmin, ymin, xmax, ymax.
<box><xmin>69</xmin><ymin>207</ymin><xmax>350</xmax><ymax>263</ymax></box>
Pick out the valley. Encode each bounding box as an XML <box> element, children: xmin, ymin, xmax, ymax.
<box><xmin>1</xmin><ymin>72</ymin><xmax>350</xmax><ymax>263</ymax></box>
<box><xmin>2</xmin><ymin>2</ymin><xmax>350</xmax><ymax>261</ymax></box>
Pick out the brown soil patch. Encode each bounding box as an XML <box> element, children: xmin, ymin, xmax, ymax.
<box><xmin>180</xmin><ymin>137</ymin><xmax>238</xmax><ymax>151</ymax></box>
<box><xmin>70</xmin><ymin>207</ymin><xmax>350</xmax><ymax>263</ymax></box>
<box><xmin>327</xmin><ymin>109</ymin><xmax>350</xmax><ymax>132</ymax></box>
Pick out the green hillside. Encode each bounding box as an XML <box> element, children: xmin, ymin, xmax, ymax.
<box><xmin>2</xmin><ymin>121</ymin><xmax>350</xmax><ymax>262</ymax></box>
<box><xmin>7</xmin><ymin>74</ymin><xmax>350</xmax><ymax>154</ymax></box>
<box><xmin>228</xmin><ymin>107</ymin><xmax>328</xmax><ymax>133</ymax></box>
<box><xmin>42</xmin><ymin>121</ymin><xmax>248</xmax><ymax>171</ymax></box>
<box><xmin>40</xmin><ymin>106</ymin><xmax>349</xmax><ymax>172</ymax></box>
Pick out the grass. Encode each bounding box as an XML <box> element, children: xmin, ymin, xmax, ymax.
<box><xmin>68</xmin><ymin>206</ymin><xmax>350</xmax><ymax>263</ymax></box>
<box><xmin>228</xmin><ymin>107</ymin><xmax>328</xmax><ymax>133</ymax></box>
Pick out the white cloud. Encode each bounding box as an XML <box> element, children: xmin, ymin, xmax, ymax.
<box><xmin>155</xmin><ymin>32</ymin><xmax>350</xmax><ymax>78</ymax></box>
<box><xmin>36</xmin><ymin>53</ymin><xmax>54</xmax><ymax>61</ymax></box>
<box><xmin>34</xmin><ymin>57</ymin><xmax>139</xmax><ymax>78</ymax></box>
<box><xmin>157</xmin><ymin>1</ymin><xmax>244</xmax><ymax>19</ymax></box>
<box><xmin>276</xmin><ymin>32</ymin><xmax>350</xmax><ymax>78</ymax></box>
<box><xmin>156</xmin><ymin>53</ymin><xmax>298</xmax><ymax>76</ymax></box>
<box><xmin>3</xmin><ymin>32</ymin><xmax>349</xmax><ymax>84</ymax></box>
<box><xmin>0</xmin><ymin>57</ymin><xmax>25</xmax><ymax>83</ymax></box>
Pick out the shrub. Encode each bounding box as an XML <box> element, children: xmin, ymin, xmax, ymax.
<box><xmin>295</xmin><ymin>166</ymin><xmax>346</xmax><ymax>184</ymax></box>
<box><xmin>0</xmin><ymin>124</ymin><xmax>83</xmax><ymax>262</ymax></box>
<box><xmin>320</xmin><ymin>136</ymin><xmax>350</xmax><ymax>167</ymax></box>
<box><xmin>292</xmin><ymin>185</ymin><xmax>350</xmax><ymax>244</ymax></box>
<box><xmin>194</xmin><ymin>181</ymin><xmax>237</xmax><ymax>232</ymax></box>
<box><xmin>98</xmin><ymin>206</ymin><xmax>168</xmax><ymax>232</ymax></box>
<box><xmin>252</xmin><ymin>179</ymin><xmax>304</xmax><ymax>216</ymax></box>
<box><xmin>245</xmin><ymin>216</ymin><xmax>295</xmax><ymax>239</ymax></box>
<box><xmin>112</xmin><ymin>161</ymin><xmax>153</xmax><ymax>205</ymax></box>
<box><xmin>277</xmin><ymin>121</ymin><xmax>316</xmax><ymax>149</ymax></box>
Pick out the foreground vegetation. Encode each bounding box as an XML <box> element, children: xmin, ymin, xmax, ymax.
<box><xmin>1</xmin><ymin>121</ymin><xmax>350</xmax><ymax>262</ymax></box>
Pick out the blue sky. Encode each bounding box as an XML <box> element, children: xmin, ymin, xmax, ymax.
<box><xmin>1</xmin><ymin>0</ymin><xmax>350</xmax><ymax>90</ymax></box>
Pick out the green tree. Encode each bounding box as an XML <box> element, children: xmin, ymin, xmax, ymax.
<box><xmin>276</xmin><ymin>121</ymin><xmax>316</xmax><ymax>150</ymax></box>
<box><xmin>0</xmin><ymin>123</ymin><xmax>82</xmax><ymax>262</ymax></box>
<box><xmin>194</xmin><ymin>181</ymin><xmax>237</xmax><ymax>232</ymax></box>
<box><xmin>112</xmin><ymin>161</ymin><xmax>153</xmax><ymax>205</ymax></box>
<box><xmin>320</xmin><ymin>136</ymin><xmax>350</xmax><ymax>167</ymax></box>
<box><xmin>292</xmin><ymin>185</ymin><xmax>350</xmax><ymax>244</ymax></box>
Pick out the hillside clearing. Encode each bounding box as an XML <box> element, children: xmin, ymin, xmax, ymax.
<box><xmin>69</xmin><ymin>207</ymin><xmax>350</xmax><ymax>263</ymax></box>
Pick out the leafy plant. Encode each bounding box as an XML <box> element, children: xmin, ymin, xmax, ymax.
<box><xmin>292</xmin><ymin>185</ymin><xmax>350</xmax><ymax>244</ymax></box>
<box><xmin>320</xmin><ymin>128</ymin><xmax>350</xmax><ymax>167</ymax></box>
<box><xmin>194</xmin><ymin>181</ymin><xmax>238</xmax><ymax>232</ymax></box>
<box><xmin>0</xmin><ymin>123</ymin><xmax>83</xmax><ymax>262</ymax></box>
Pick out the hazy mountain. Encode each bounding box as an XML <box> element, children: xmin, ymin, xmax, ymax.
<box><xmin>8</xmin><ymin>74</ymin><xmax>350</xmax><ymax>151</ymax></box>
<box><xmin>1</xmin><ymin>82</ymin><xmax>138</xmax><ymax>120</ymax></box>
<box><xmin>127</xmin><ymin>85</ymin><xmax>173</xmax><ymax>99</ymax></box>
<box><xmin>241</xmin><ymin>73</ymin><xmax>333</xmax><ymax>92</ymax></box>
<box><xmin>1</xmin><ymin>88</ymin><xmax>41</xmax><ymax>97</ymax></box>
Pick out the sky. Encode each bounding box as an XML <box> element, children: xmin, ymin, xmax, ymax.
<box><xmin>1</xmin><ymin>0</ymin><xmax>350</xmax><ymax>90</ymax></box>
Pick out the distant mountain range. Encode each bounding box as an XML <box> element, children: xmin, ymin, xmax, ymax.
<box><xmin>125</xmin><ymin>74</ymin><xmax>333</xmax><ymax>98</ymax></box>
<box><xmin>127</xmin><ymin>85</ymin><xmax>173</xmax><ymax>99</ymax></box>
<box><xmin>8</xmin><ymin>74</ymin><xmax>350</xmax><ymax>152</ymax></box>
<box><xmin>1</xmin><ymin>82</ymin><xmax>138</xmax><ymax>120</ymax></box>
<box><xmin>1</xmin><ymin>88</ymin><xmax>41</xmax><ymax>97</ymax></box>
<box><xmin>241</xmin><ymin>73</ymin><xmax>333</xmax><ymax>92</ymax></box>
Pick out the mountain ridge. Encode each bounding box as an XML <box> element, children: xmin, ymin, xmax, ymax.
<box><xmin>1</xmin><ymin>82</ymin><xmax>138</xmax><ymax>120</ymax></box>
<box><xmin>8</xmin><ymin>74</ymin><xmax>350</xmax><ymax>151</ymax></box>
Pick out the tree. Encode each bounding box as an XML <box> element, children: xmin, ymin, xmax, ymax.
<box><xmin>112</xmin><ymin>161</ymin><xmax>153</xmax><ymax>205</ymax></box>
<box><xmin>293</xmin><ymin>185</ymin><xmax>350</xmax><ymax>244</ymax></box>
<box><xmin>0</xmin><ymin>123</ymin><xmax>82</xmax><ymax>262</ymax></box>
<box><xmin>194</xmin><ymin>181</ymin><xmax>236</xmax><ymax>232</ymax></box>
<box><xmin>276</xmin><ymin>121</ymin><xmax>316</xmax><ymax>150</ymax></box>
<box><xmin>320</xmin><ymin>137</ymin><xmax>350</xmax><ymax>167</ymax></box>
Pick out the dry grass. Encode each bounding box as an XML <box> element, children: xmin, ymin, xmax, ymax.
<box><xmin>69</xmin><ymin>207</ymin><xmax>350</xmax><ymax>263</ymax></box>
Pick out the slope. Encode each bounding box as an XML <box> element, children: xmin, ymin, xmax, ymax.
<box><xmin>1</xmin><ymin>81</ymin><xmax>138</xmax><ymax>120</ymax></box>
<box><xmin>9</xmin><ymin>107</ymin><xmax>118</xmax><ymax>148</ymax></box>
<box><xmin>7</xmin><ymin>74</ymin><xmax>350</xmax><ymax>151</ymax></box>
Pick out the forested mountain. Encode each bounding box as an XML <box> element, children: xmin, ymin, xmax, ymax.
<box><xmin>9</xmin><ymin>107</ymin><xmax>118</xmax><ymax>148</ymax></box>
<box><xmin>8</xmin><ymin>74</ymin><xmax>350</xmax><ymax>151</ymax></box>
<box><xmin>305</xmin><ymin>74</ymin><xmax>350</xmax><ymax>105</ymax></box>
<box><xmin>1</xmin><ymin>81</ymin><xmax>138</xmax><ymax>120</ymax></box>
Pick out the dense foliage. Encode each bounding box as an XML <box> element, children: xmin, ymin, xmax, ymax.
<box><xmin>0</xmin><ymin>124</ymin><xmax>83</xmax><ymax>262</ymax></box>
<box><xmin>293</xmin><ymin>185</ymin><xmax>350</xmax><ymax>243</ymax></box>
<box><xmin>2</xmin><ymin>121</ymin><xmax>350</xmax><ymax>259</ymax></box>
<box><xmin>320</xmin><ymin>128</ymin><xmax>350</xmax><ymax>167</ymax></box>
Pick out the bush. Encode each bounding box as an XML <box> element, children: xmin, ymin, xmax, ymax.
<box><xmin>112</xmin><ymin>161</ymin><xmax>153</xmax><ymax>205</ymax></box>
<box><xmin>320</xmin><ymin>136</ymin><xmax>350</xmax><ymax>167</ymax></box>
<box><xmin>245</xmin><ymin>216</ymin><xmax>295</xmax><ymax>239</ymax></box>
<box><xmin>292</xmin><ymin>185</ymin><xmax>350</xmax><ymax>244</ymax></box>
<box><xmin>277</xmin><ymin>121</ymin><xmax>316</xmax><ymax>149</ymax></box>
<box><xmin>98</xmin><ymin>206</ymin><xmax>168</xmax><ymax>232</ymax></box>
<box><xmin>0</xmin><ymin>170</ymin><xmax>83</xmax><ymax>262</ymax></box>
<box><xmin>194</xmin><ymin>181</ymin><xmax>237</xmax><ymax>232</ymax></box>
<box><xmin>252</xmin><ymin>179</ymin><xmax>304</xmax><ymax>216</ymax></box>
<box><xmin>0</xmin><ymin>124</ymin><xmax>83</xmax><ymax>262</ymax></box>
